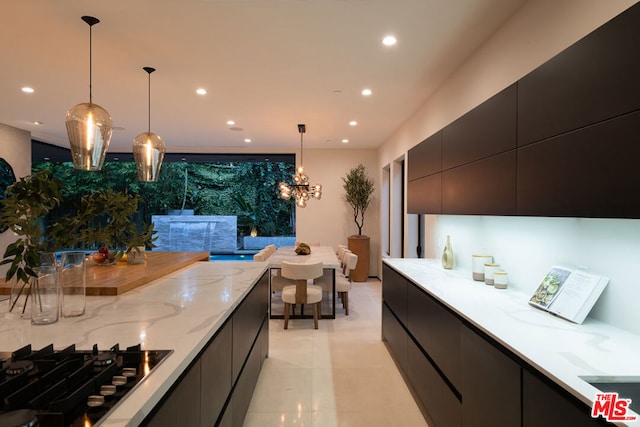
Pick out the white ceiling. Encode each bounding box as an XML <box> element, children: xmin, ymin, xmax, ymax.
<box><xmin>0</xmin><ymin>0</ymin><xmax>526</xmax><ymax>154</ymax></box>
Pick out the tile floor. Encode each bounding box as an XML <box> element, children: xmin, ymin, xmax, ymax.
<box><xmin>243</xmin><ymin>279</ymin><xmax>429</xmax><ymax>427</ymax></box>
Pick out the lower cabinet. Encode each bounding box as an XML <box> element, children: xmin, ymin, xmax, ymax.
<box><xmin>407</xmin><ymin>337</ymin><xmax>461</xmax><ymax>427</ymax></box>
<box><xmin>145</xmin><ymin>270</ymin><xmax>269</xmax><ymax>427</ymax></box>
<box><xmin>382</xmin><ymin>263</ymin><xmax>611</xmax><ymax>427</ymax></box>
<box><xmin>523</xmin><ymin>370</ymin><xmax>612</xmax><ymax>427</ymax></box>
<box><xmin>461</xmin><ymin>326</ymin><xmax>521</xmax><ymax>427</ymax></box>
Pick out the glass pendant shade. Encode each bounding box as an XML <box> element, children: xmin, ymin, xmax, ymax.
<box><xmin>133</xmin><ymin>131</ymin><xmax>166</xmax><ymax>182</ymax></box>
<box><xmin>65</xmin><ymin>102</ymin><xmax>113</xmax><ymax>171</ymax></box>
<box><xmin>278</xmin><ymin>124</ymin><xmax>322</xmax><ymax>207</ymax></box>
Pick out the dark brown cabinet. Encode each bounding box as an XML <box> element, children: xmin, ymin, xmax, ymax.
<box><xmin>442</xmin><ymin>151</ymin><xmax>516</xmax><ymax>215</ymax></box>
<box><xmin>442</xmin><ymin>84</ymin><xmax>516</xmax><ymax>170</ymax></box>
<box><xmin>407</xmin><ymin>285</ymin><xmax>461</xmax><ymax>391</ymax></box>
<box><xmin>145</xmin><ymin>270</ymin><xmax>269</xmax><ymax>427</ymax></box>
<box><xmin>407</xmin><ymin>337</ymin><xmax>462</xmax><ymax>427</ymax></box>
<box><xmin>517</xmin><ymin>4</ymin><xmax>640</xmax><ymax>146</ymax></box>
<box><xmin>382</xmin><ymin>263</ymin><xmax>408</xmax><ymax>325</ymax></box>
<box><xmin>382</xmin><ymin>303</ymin><xmax>408</xmax><ymax>374</ymax></box>
<box><xmin>523</xmin><ymin>370</ymin><xmax>612</xmax><ymax>427</ymax></box>
<box><xmin>406</xmin><ymin>3</ymin><xmax>640</xmax><ymax>219</ymax></box>
<box><xmin>408</xmin><ymin>131</ymin><xmax>442</xmax><ymax>181</ymax></box>
<box><xmin>517</xmin><ymin>111</ymin><xmax>640</xmax><ymax>218</ymax></box>
<box><xmin>461</xmin><ymin>326</ymin><xmax>521</xmax><ymax>427</ymax></box>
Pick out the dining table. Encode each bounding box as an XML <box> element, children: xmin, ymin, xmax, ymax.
<box><xmin>267</xmin><ymin>246</ymin><xmax>341</xmax><ymax>319</ymax></box>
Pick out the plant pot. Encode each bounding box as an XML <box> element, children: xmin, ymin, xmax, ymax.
<box><xmin>348</xmin><ymin>235</ymin><xmax>370</xmax><ymax>282</ymax></box>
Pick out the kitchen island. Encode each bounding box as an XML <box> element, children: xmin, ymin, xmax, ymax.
<box><xmin>0</xmin><ymin>260</ymin><xmax>270</xmax><ymax>426</ymax></box>
<box><xmin>383</xmin><ymin>258</ymin><xmax>640</xmax><ymax>427</ymax></box>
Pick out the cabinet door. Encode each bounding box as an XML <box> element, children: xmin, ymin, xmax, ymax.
<box><xmin>382</xmin><ymin>264</ymin><xmax>408</xmax><ymax>325</ymax></box>
<box><xmin>461</xmin><ymin>326</ymin><xmax>520</xmax><ymax>427</ymax></box>
<box><xmin>407</xmin><ymin>285</ymin><xmax>461</xmax><ymax>391</ymax></box>
<box><xmin>517</xmin><ymin>3</ymin><xmax>640</xmax><ymax>146</ymax></box>
<box><xmin>382</xmin><ymin>303</ymin><xmax>408</xmax><ymax>374</ymax></box>
<box><xmin>147</xmin><ymin>360</ymin><xmax>202</xmax><ymax>427</ymax></box>
<box><xmin>200</xmin><ymin>321</ymin><xmax>232</xmax><ymax>427</ymax></box>
<box><xmin>442</xmin><ymin>84</ymin><xmax>516</xmax><ymax>170</ymax></box>
<box><xmin>517</xmin><ymin>110</ymin><xmax>640</xmax><ymax>218</ymax></box>
<box><xmin>232</xmin><ymin>270</ymin><xmax>269</xmax><ymax>381</ymax></box>
<box><xmin>523</xmin><ymin>370</ymin><xmax>612</xmax><ymax>427</ymax></box>
<box><xmin>231</xmin><ymin>331</ymin><xmax>262</xmax><ymax>427</ymax></box>
<box><xmin>407</xmin><ymin>173</ymin><xmax>441</xmax><ymax>214</ymax></box>
<box><xmin>408</xmin><ymin>131</ymin><xmax>442</xmax><ymax>181</ymax></box>
<box><xmin>442</xmin><ymin>151</ymin><xmax>516</xmax><ymax>215</ymax></box>
<box><xmin>408</xmin><ymin>337</ymin><xmax>462</xmax><ymax>427</ymax></box>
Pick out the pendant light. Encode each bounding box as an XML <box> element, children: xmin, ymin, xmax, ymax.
<box><xmin>65</xmin><ymin>16</ymin><xmax>113</xmax><ymax>171</ymax></box>
<box><xmin>133</xmin><ymin>67</ymin><xmax>166</xmax><ymax>182</ymax></box>
<box><xmin>278</xmin><ymin>124</ymin><xmax>322</xmax><ymax>208</ymax></box>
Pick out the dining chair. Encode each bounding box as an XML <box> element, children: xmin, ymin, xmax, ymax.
<box><xmin>336</xmin><ymin>252</ymin><xmax>358</xmax><ymax>315</ymax></box>
<box><xmin>281</xmin><ymin>261</ymin><xmax>324</xmax><ymax>329</ymax></box>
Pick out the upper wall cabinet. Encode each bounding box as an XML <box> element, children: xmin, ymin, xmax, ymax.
<box><xmin>518</xmin><ymin>4</ymin><xmax>640</xmax><ymax>146</ymax></box>
<box><xmin>407</xmin><ymin>131</ymin><xmax>442</xmax><ymax>181</ymax></box>
<box><xmin>442</xmin><ymin>84</ymin><xmax>517</xmax><ymax>170</ymax></box>
<box><xmin>517</xmin><ymin>110</ymin><xmax>640</xmax><ymax>218</ymax></box>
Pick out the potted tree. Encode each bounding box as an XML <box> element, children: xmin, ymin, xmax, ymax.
<box><xmin>342</xmin><ymin>164</ymin><xmax>374</xmax><ymax>282</ymax></box>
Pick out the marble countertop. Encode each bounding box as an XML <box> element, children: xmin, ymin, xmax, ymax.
<box><xmin>0</xmin><ymin>261</ymin><xmax>268</xmax><ymax>426</ymax></box>
<box><xmin>384</xmin><ymin>258</ymin><xmax>640</xmax><ymax>426</ymax></box>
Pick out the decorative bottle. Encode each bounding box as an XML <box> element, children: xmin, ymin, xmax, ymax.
<box><xmin>441</xmin><ymin>235</ymin><xmax>454</xmax><ymax>269</ymax></box>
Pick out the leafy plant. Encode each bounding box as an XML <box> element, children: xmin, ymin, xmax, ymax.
<box><xmin>0</xmin><ymin>170</ymin><xmax>63</xmax><ymax>286</ymax></box>
<box><xmin>342</xmin><ymin>164</ymin><xmax>374</xmax><ymax>236</ymax></box>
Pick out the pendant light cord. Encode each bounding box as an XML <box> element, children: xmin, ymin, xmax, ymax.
<box><xmin>147</xmin><ymin>72</ymin><xmax>151</xmax><ymax>133</ymax></box>
<box><xmin>89</xmin><ymin>23</ymin><xmax>93</xmax><ymax>103</ymax></box>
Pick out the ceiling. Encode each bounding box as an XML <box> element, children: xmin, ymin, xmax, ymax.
<box><xmin>1</xmin><ymin>0</ymin><xmax>526</xmax><ymax>155</ymax></box>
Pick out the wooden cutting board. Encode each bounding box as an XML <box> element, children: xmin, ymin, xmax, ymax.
<box><xmin>0</xmin><ymin>251</ymin><xmax>210</xmax><ymax>296</ymax></box>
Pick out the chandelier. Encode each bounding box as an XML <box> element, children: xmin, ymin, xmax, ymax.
<box><xmin>278</xmin><ymin>124</ymin><xmax>322</xmax><ymax>207</ymax></box>
<box><xmin>65</xmin><ymin>16</ymin><xmax>113</xmax><ymax>171</ymax></box>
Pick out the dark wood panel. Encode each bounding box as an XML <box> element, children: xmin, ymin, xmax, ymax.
<box><xmin>408</xmin><ymin>131</ymin><xmax>442</xmax><ymax>181</ymax></box>
<box><xmin>232</xmin><ymin>270</ymin><xmax>269</xmax><ymax>381</ymax></box>
<box><xmin>517</xmin><ymin>111</ymin><xmax>640</xmax><ymax>218</ymax></box>
<box><xmin>407</xmin><ymin>285</ymin><xmax>461</xmax><ymax>392</ymax></box>
<box><xmin>407</xmin><ymin>338</ymin><xmax>462</xmax><ymax>427</ymax></box>
<box><xmin>231</xmin><ymin>334</ymin><xmax>262</xmax><ymax>427</ymax></box>
<box><xmin>442</xmin><ymin>151</ymin><xmax>516</xmax><ymax>215</ymax></box>
<box><xmin>200</xmin><ymin>321</ymin><xmax>232</xmax><ymax>427</ymax></box>
<box><xmin>523</xmin><ymin>370</ymin><xmax>613</xmax><ymax>427</ymax></box>
<box><xmin>442</xmin><ymin>84</ymin><xmax>517</xmax><ymax>169</ymax></box>
<box><xmin>461</xmin><ymin>326</ymin><xmax>521</xmax><ymax>427</ymax></box>
<box><xmin>407</xmin><ymin>173</ymin><xmax>441</xmax><ymax>214</ymax></box>
<box><xmin>518</xmin><ymin>3</ymin><xmax>640</xmax><ymax>146</ymax></box>
<box><xmin>382</xmin><ymin>264</ymin><xmax>408</xmax><ymax>325</ymax></box>
<box><xmin>382</xmin><ymin>303</ymin><xmax>408</xmax><ymax>374</ymax></box>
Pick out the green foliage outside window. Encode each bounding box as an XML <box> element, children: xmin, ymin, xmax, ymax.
<box><xmin>33</xmin><ymin>160</ymin><xmax>296</xmax><ymax>240</ymax></box>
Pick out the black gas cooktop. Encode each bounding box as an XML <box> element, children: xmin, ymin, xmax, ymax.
<box><xmin>0</xmin><ymin>343</ymin><xmax>172</xmax><ymax>427</ymax></box>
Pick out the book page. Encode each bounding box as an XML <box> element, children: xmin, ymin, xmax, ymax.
<box><xmin>547</xmin><ymin>270</ymin><xmax>601</xmax><ymax>321</ymax></box>
<box><xmin>529</xmin><ymin>267</ymin><xmax>572</xmax><ymax>309</ymax></box>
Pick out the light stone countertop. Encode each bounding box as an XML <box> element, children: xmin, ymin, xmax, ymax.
<box><xmin>384</xmin><ymin>258</ymin><xmax>640</xmax><ymax>426</ymax></box>
<box><xmin>0</xmin><ymin>261</ymin><xmax>269</xmax><ymax>427</ymax></box>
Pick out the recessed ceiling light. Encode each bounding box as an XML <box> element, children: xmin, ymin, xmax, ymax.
<box><xmin>227</xmin><ymin>120</ymin><xmax>235</xmax><ymax>125</ymax></box>
<box><xmin>342</xmin><ymin>139</ymin><xmax>349</xmax><ymax>144</ymax></box>
<box><xmin>43</xmin><ymin>157</ymin><xmax>50</xmax><ymax>161</ymax></box>
<box><xmin>244</xmin><ymin>138</ymin><xmax>251</xmax><ymax>143</ymax></box>
<box><xmin>349</xmin><ymin>120</ymin><xmax>358</xmax><ymax>126</ymax></box>
<box><xmin>382</xmin><ymin>35</ymin><xmax>397</xmax><ymax>46</ymax></box>
<box><xmin>181</xmin><ymin>157</ymin><xmax>187</xmax><ymax>161</ymax></box>
<box><xmin>32</xmin><ymin>121</ymin><xmax>43</xmax><ymax>126</ymax></box>
<box><xmin>22</xmin><ymin>87</ymin><xmax>34</xmax><ymax>93</ymax></box>
<box><xmin>196</xmin><ymin>88</ymin><xmax>207</xmax><ymax>95</ymax></box>
<box><xmin>361</xmin><ymin>88</ymin><xmax>372</xmax><ymax>96</ymax></box>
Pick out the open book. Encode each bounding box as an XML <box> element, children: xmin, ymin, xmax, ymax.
<box><xmin>528</xmin><ymin>266</ymin><xmax>609</xmax><ymax>324</ymax></box>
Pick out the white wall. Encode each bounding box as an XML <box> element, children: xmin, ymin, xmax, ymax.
<box><xmin>377</xmin><ymin>0</ymin><xmax>640</xmax><ymax>333</ymax></box>
<box><xmin>296</xmin><ymin>148</ymin><xmax>379</xmax><ymax>277</ymax></box>
<box><xmin>0</xmin><ymin>123</ymin><xmax>32</xmax><ymax>280</ymax></box>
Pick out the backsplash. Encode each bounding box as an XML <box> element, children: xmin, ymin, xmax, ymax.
<box><xmin>425</xmin><ymin>215</ymin><xmax>640</xmax><ymax>335</ymax></box>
